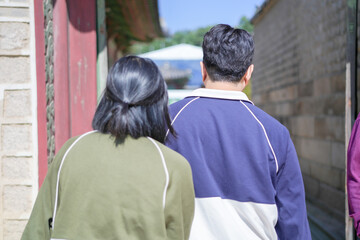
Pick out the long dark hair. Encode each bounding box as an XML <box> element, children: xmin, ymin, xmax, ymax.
<box><xmin>92</xmin><ymin>56</ymin><xmax>175</xmax><ymax>143</ymax></box>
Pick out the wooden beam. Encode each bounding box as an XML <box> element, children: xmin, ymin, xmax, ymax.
<box><xmin>96</xmin><ymin>0</ymin><xmax>108</xmax><ymax>100</ymax></box>
<box><xmin>53</xmin><ymin>0</ymin><xmax>71</xmax><ymax>152</ymax></box>
<box><xmin>34</xmin><ymin>0</ymin><xmax>47</xmax><ymax>187</ymax></box>
<box><xmin>346</xmin><ymin>63</ymin><xmax>355</xmax><ymax>240</ymax></box>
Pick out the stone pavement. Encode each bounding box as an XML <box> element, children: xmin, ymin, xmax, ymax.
<box><xmin>307</xmin><ymin>201</ymin><xmax>345</xmax><ymax>240</ymax></box>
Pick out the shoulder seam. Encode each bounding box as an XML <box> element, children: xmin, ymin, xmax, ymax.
<box><xmin>147</xmin><ymin>137</ymin><xmax>169</xmax><ymax>209</ymax></box>
<box><xmin>164</xmin><ymin>97</ymin><xmax>200</xmax><ymax>140</ymax></box>
<box><xmin>239</xmin><ymin>101</ymin><xmax>279</xmax><ymax>172</ymax></box>
<box><xmin>52</xmin><ymin>130</ymin><xmax>97</xmax><ymax>230</ymax></box>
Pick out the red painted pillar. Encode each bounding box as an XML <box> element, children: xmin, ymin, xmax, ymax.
<box><xmin>53</xmin><ymin>0</ymin><xmax>71</xmax><ymax>152</ymax></box>
<box><xmin>67</xmin><ymin>0</ymin><xmax>97</xmax><ymax>137</ymax></box>
<box><xmin>53</xmin><ymin>0</ymin><xmax>97</xmax><ymax>152</ymax></box>
<box><xmin>34</xmin><ymin>0</ymin><xmax>48</xmax><ymax>187</ymax></box>
<box><xmin>35</xmin><ymin>0</ymin><xmax>98</xmax><ymax>186</ymax></box>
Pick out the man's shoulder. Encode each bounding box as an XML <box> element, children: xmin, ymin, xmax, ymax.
<box><xmin>170</xmin><ymin>97</ymin><xmax>289</xmax><ymax>135</ymax></box>
<box><xmin>169</xmin><ymin>97</ymin><xmax>199</xmax><ymax>115</ymax></box>
<box><xmin>244</xmin><ymin>104</ymin><xmax>294</xmax><ymax>169</ymax></box>
<box><xmin>245</xmin><ymin>103</ymin><xmax>291</xmax><ymax>140</ymax></box>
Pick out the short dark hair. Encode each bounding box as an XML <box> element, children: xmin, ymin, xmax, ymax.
<box><xmin>92</xmin><ymin>56</ymin><xmax>175</xmax><ymax>143</ymax></box>
<box><xmin>202</xmin><ymin>24</ymin><xmax>254</xmax><ymax>82</ymax></box>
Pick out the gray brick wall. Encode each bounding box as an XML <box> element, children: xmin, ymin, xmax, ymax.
<box><xmin>252</xmin><ymin>0</ymin><xmax>347</xmax><ymax>234</ymax></box>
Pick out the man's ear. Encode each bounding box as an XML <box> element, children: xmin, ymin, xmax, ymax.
<box><xmin>243</xmin><ymin>64</ymin><xmax>254</xmax><ymax>86</ymax></box>
<box><xmin>200</xmin><ymin>61</ymin><xmax>207</xmax><ymax>83</ymax></box>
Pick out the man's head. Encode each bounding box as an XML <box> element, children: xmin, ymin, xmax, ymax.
<box><xmin>201</xmin><ymin>24</ymin><xmax>254</xmax><ymax>88</ymax></box>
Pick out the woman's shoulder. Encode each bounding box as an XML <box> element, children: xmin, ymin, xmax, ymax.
<box><xmin>52</xmin><ymin>131</ymin><xmax>102</xmax><ymax>164</ymax></box>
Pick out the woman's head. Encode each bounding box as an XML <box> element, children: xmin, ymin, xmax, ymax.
<box><xmin>92</xmin><ymin>56</ymin><xmax>174</xmax><ymax>143</ymax></box>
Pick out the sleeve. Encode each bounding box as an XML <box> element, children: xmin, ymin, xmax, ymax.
<box><xmin>274</xmin><ymin>134</ymin><xmax>311</xmax><ymax>240</ymax></box>
<box><xmin>21</xmin><ymin>138</ymin><xmax>77</xmax><ymax>240</ymax></box>
<box><xmin>347</xmin><ymin>117</ymin><xmax>360</xmax><ymax>237</ymax></box>
<box><xmin>164</xmin><ymin>157</ymin><xmax>195</xmax><ymax>240</ymax></box>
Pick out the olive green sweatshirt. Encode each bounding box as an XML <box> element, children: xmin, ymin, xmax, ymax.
<box><xmin>21</xmin><ymin>131</ymin><xmax>195</xmax><ymax>240</ymax></box>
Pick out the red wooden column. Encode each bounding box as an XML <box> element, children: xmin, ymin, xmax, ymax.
<box><xmin>67</xmin><ymin>0</ymin><xmax>98</xmax><ymax>137</ymax></box>
<box><xmin>53</xmin><ymin>0</ymin><xmax>71</xmax><ymax>152</ymax></box>
<box><xmin>34</xmin><ymin>0</ymin><xmax>48</xmax><ymax>187</ymax></box>
<box><xmin>53</xmin><ymin>0</ymin><xmax>97</xmax><ymax>153</ymax></box>
<box><xmin>35</xmin><ymin>0</ymin><xmax>97</xmax><ymax>186</ymax></box>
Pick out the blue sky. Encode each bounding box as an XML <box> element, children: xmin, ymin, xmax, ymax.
<box><xmin>158</xmin><ymin>0</ymin><xmax>265</xmax><ymax>34</ymax></box>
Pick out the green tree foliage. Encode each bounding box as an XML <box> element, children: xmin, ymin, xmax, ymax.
<box><xmin>242</xmin><ymin>80</ymin><xmax>252</xmax><ymax>99</ymax></box>
<box><xmin>237</xmin><ymin>16</ymin><xmax>253</xmax><ymax>33</ymax></box>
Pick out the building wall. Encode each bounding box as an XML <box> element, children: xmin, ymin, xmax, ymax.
<box><xmin>252</xmin><ymin>0</ymin><xmax>347</xmax><ymax>231</ymax></box>
<box><xmin>0</xmin><ymin>0</ymin><xmax>38</xmax><ymax>239</ymax></box>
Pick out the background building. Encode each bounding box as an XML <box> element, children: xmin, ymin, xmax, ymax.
<box><xmin>139</xmin><ymin>43</ymin><xmax>203</xmax><ymax>88</ymax></box>
<box><xmin>251</xmin><ymin>0</ymin><xmax>358</xmax><ymax>239</ymax></box>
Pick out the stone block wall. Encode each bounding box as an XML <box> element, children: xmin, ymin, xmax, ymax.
<box><xmin>0</xmin><ymin>0</ymin><xmax>37</xmax><ymax>239</ymax></box>
<box><xmin>252</xmin><ymin>0</ymin><xmax>347</xmax><ymax>234</ymax></box>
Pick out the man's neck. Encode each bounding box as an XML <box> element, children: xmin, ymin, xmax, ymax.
<box><xmin>204</xmin><ymin>79</ymin><xmax>245</xmax><ymax>91</ymax></box>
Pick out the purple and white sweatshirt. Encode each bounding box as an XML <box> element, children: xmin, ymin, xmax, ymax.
<box><xmin>165</xmin><ymin>88</ymin><xmax>311</xmax><ymax>240</ymax></box>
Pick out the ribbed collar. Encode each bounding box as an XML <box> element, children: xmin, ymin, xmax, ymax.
<box><xmin>186</xmin><ymin>88</ymin><xmax>253</xmax><ymax>104</ymax></box>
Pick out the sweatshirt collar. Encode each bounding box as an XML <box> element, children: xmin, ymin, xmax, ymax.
<box><xmin>186</xmin><ymin>88</ymin><xmax>253</xmax><ymax>104</ymax></box>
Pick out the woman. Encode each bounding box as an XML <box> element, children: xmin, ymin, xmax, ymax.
<box><xmin>348</xmin><ymin>113</ymin><xmax>360</xmax><ymax>238</ymax></box>
<box><xmin>21</xmin><ymin>56</ymin><xmax>195</xmax><ymax>240</ymax></box>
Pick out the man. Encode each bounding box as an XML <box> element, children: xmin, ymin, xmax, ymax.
<box><xmin>165</xmin><ymin>24</ymin><xmax>311</xmax><ymax>239</ymax></box>
<box><xmin>348</xmin><ymin>113</ymin><xmax>360</xmax><ymax>238</ymax></box>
